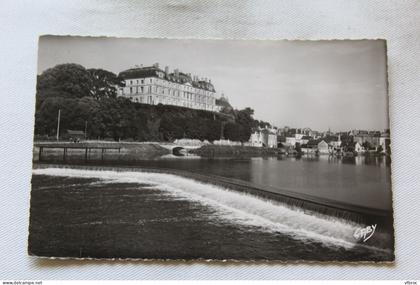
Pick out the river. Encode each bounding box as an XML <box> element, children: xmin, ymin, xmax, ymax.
<box><xmin>30</xmin><ymin>152</ymin><xmax>394</xmax><ymax>261</ymax></box>
<box><xmin>123</xmin><ymin>154</ymin><xmax>392</xmax><ymax>211</ymax></box>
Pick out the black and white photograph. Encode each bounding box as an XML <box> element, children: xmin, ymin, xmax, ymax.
<box><xmin>29</xmin><ymin>36</ymin><xmax>394</xmax><ymax>262</ymax></box>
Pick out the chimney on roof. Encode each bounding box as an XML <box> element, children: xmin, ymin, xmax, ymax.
<box><xmin>174</xmin><ymin>68</ymin><xmax>179</xmax><ymax>77</ymax></box>
<box><xmin>209</xmin><ymin>79</ymin><xmax>211</xmax><ymax>84</ymax></box>
<box><xmin>153</xmin><ymin>62</ymin><xmax>159</xmax><ymax>68</ymax></box>
<box><xmin>165</xmin><ymin>66</ymin><xmax>169</xmax><ymax>76</ymax></box>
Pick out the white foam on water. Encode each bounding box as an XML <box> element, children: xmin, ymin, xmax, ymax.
<box><xmin>33</xmin><ymin>167</ymin><xmax>389</xmax><ymax>252</ymax></box>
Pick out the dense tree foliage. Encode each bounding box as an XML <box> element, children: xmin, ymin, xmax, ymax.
<box><xmin>34</xmin><ymin>63</ymin><xmax>259</xmax><ymax>142</ymax></box>
<box><xmin>87</xmin><ymin>68</ymin><xmax>124</xmax><ymax>99</ymax></box>
<box><xmin>36</xmin><ymin>64</ymin><xmax>92</xmax><ymax>106</ymax></box>
<box><xmin>255</xmin><ymin>120</ymin><xmax>272</xmax><ymax>130</ymax></box>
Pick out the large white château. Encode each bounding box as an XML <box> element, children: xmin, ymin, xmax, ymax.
<box><xmin>117</xmin><ymin>63</ymin><xmax>221</xmax><ymax>112</ymax></box>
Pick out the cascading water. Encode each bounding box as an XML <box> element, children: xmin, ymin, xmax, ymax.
<box><xmin>32</xmin><ymin>167</ymin><xmax>392</xmax><ymax>254</ymax></box>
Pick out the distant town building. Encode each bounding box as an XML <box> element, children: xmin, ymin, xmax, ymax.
<box><xmin>284</xmin><ymin>133</ymin><xmax>312</xmax><ymax>147</ymax></box>
<box><xmin>317</xmin><ymin>140</ymin><xmax>330</xmax><ymax>154</ymax></box>
<box><xmin>249</xmin><ymin>131</ymin><xmax>264</xmax><ymax>147</ymax></box>
<box><xmin>285</xmin><ymin>136</ymin><xmax>297</xmax><ymax>147</ymax></box>
<box><xmin>117</xmin><ymin>63</ymin><xmax>221</xmax><ymax>112</ymax></box>
<box><xmin>341</xmin><ymin>141</ymin><xmax>365</xmax><ymax>154</ymax></box>
<box><xmin>379</xmin><ymin>130</ymin><xmax>391</xmax><ymax>154</ymax></box>
<box><xmin>249</xmin><ymin>128</ymin><xmax>278</xmax><ymax>148</ymax></box>
<box><xmin>300</xmin><ymin>135</ymin><xmax>312</xmax><ymax>145</ymax></box>
<box><xmin>278</xmin><ymin>127</ymin><xmax>390</xmax><ymax>156</ymax></box>
<box><xmin>277</xmin><ymin>126</ymin><xmax>290</xmax><ymax>137</ymax></box>
<box><xmin>266</xmin><ymin>131</ymin><xmax>278</xmax><ymax>148</ymax></box>
<box><xmin>350</xmin><ymin>130</ymin><xmax>381</xmax><ymax>148</ymax></box>
<box><xmin>301</xmin><ymin>139</ymin><xmax>319</xmax><ymax>154</ymax></box>
<box><xmin>354</xmin><ymin>142</ymin><xmax>365</xmax><ymax>154</ymax></box>
<box><xmin>301</xmin><ymin>128</ymin><xmax>313</xmax><ymax>137</ymax></box>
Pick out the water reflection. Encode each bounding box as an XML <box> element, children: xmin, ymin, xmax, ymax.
<box><xmin>276</xmin><ymin>154</ymin><xmax>391</xmax><ymax>168</ymax></box>
<box><xmin>152</xmin><ymin>154</ymin><xmax>392</xmax><ymax>211</ymax></box>
<box><xmin>39</xmin><ymin>150</ymin><xmax>392</xmax><ymax>210</ymax></box>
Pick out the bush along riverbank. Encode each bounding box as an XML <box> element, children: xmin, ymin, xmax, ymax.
<box><xmin>189</xmin><ymin>145</ymin><xmax>284</xmax><ymax>157</ymax></box>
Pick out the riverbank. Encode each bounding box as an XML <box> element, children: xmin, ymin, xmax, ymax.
<box><xmin>189</xmin><ymin>145</ymin><xmax>284</xmax><ymax>157</ymax></box>
<box><xmin>33</xmin><ymin>141</ymin><xmax>170</xmax><ymax>162</ymax></box>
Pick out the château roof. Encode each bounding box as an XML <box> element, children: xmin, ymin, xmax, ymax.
<box><xmin>118</xmin><ymin>66</ymin><xmax>163</xmax><ymax>80</ymax></box>
<box><xmin>118</xmin><ymin>65</ymin><xmax>216</xmax><ymax>92</ymax></box>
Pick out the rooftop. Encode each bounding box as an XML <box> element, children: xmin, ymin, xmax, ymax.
<box><xmin>118</xmin><ymin>64</ymin><xmax>216</xmax><ymax>92</ymax></box>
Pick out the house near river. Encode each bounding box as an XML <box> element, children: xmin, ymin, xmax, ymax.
<box><xmin>301</xmin><ymin>136</ymin><xmax>344</xmax><ymax>155</ymax></box>
<box><xmin>301</xmin><ymin>139</ymin><xmax>330</xmax><ymax>155</ymax></box>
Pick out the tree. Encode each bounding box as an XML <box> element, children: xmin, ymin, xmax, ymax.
<box><xmin>295</xmin><ymin>142</ymin><xmax>302</xmax><ymax>153</ymax></box>
<box><xmin>36</xmin><ymin>64</ymin><xmax>92</xmax><ymax>102</ymax></box>
<box><xmin>87</xmin><ymin>68</ymin><xmax>124</xmax><ymax>100</ymax></box>
<box><xmin>232</xmin><ymin>108</ymin><xmax>256</xmax><ymax>142</ymax></box>
<box><xmin>35</xmin><ymin>96</ymin><xmax>91</xmax><ymax>136</ymax></box>
<box><xmin>34</xmin><ymin>63</ymin><xmax>264</xmax><ymax>143</ymax></box>
<box><xmin>256</xmin><ymin>120</ymin><xmax>272</xmax><ymax>130</ymax></box>
<box><xmin>362</xmin><ymin>141</ymin><xmax>372</xmax><ymax>150</ymax></box>
<box><xmin>224</xmin><ymin>122</ymin><xmax>243</xmax><ymax>141</ymax></box>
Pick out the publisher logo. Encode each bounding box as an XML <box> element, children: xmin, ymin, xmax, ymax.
<box><xmin>353</xmin><ymin>224</ymin><xmax>377</xmax><ymax>242</ymax></box>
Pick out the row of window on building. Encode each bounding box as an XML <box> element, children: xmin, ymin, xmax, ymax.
<box><xmin>126</xmin><ymin>78</ymin><xmax>213</xmax><ymax>96</ymax></box>
<box><xmin>128</xmin><ymin>95</ymin><xmax>214</xmax><ymax>110</ymax></box>
<box><xmin>127</xmin><ymin>85</ymin><xmax>214</xmax><ymax>104</ymax></box>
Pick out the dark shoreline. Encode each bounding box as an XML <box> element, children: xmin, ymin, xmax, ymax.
<box><xmin>189</xmin><ymin>145</ymin><xmax>284</xmax><ymax>157</ymax></box>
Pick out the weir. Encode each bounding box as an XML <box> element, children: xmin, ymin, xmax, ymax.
<box><xmin>33</xmin><ymin>163</ymin><xmax>393</xmax><ymax>228</ymax></box>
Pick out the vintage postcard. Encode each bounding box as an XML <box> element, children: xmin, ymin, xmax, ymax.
<box><xmin>29</xmin><ymin>36</ymin><xmax>394</xmax><ymax>261</ymax></box>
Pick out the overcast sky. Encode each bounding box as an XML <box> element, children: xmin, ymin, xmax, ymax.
<box><xmin>38</xmin><ymin>36</ymin><xmax>389</xmax><ymax>131</ymax></box>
